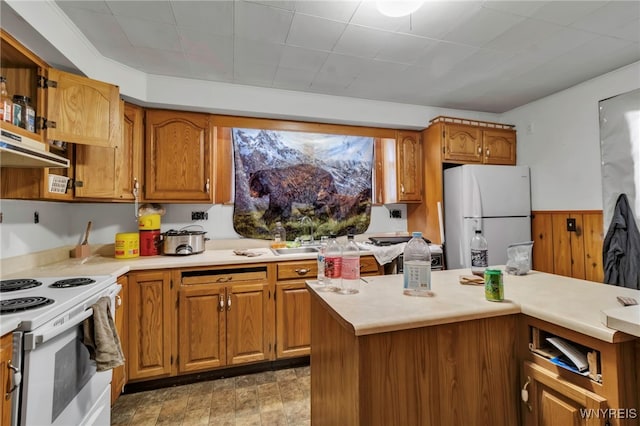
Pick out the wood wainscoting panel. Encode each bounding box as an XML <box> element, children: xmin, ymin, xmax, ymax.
<box><xmin>532</xmin><ymin>211</ymin><xmax>603</xmax><ymax>283</ymax></box>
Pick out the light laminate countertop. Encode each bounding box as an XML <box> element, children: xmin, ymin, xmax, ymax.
<box><xmin>307</xmin><ymin>268</ymin><xmax>640</xmax><ymax>343</ymax></box>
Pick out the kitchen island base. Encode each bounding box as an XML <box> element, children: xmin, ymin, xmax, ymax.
<box><xmin>310</xmin><ymin>296</ymin><xmax>519</xmax><ymax>426</ymax></box>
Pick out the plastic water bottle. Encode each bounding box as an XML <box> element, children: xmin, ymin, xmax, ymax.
<box><xmin>470</xmin><ymin>229</ymin><xmax>488</xmax><ymax>276</ymax></box>
<box><xmin>403</xmin><ymin>231</ymin><xmax>432</xmax><ymax>296</ymax></box>
<box><xmin>323</xmin><ymin>233</ymin><xmax>342</xmax><ymax>292</ymax></box>
<box><xmin>271</xmin><ymin>222</ymin><xmax>286</xmax><ymax>249</ymax></box>
<box><xmin>339</xmin><ymin>234</ymin><xmax>360</xmax><ymax>294</ymax></box>
<box><xmin>316</xmin><ymin>235</ymin><xmax>328</xmax><ymax>286</ymax></box>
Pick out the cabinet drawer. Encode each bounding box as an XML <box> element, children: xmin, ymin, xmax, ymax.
<box><xmin>277</xmin><ymin>261</ymin><xmax>318</xmax><ymax>281</ymax></box>
<box><xmin>182</xmin><ymin>266</ymin><xmax>267</xmax><ymax>285</ymax></box>
<box><xmin>360</xmin><ymin>255</ymin><xmax>380</xmax><ymax>274</ymax></box>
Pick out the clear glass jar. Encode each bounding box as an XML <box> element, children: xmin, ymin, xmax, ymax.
<box><xmin>12</xmin><ymin>95</ymin><xmax>35</xmax><ymax>131</ymax></box>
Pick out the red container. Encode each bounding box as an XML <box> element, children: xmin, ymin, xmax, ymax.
<box><xmin>139</xmin><ymin>229</ymin><xmax>161</xmax><ymax>256</ymax></box>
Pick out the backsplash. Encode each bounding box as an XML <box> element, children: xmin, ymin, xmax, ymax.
<box><xmin>0</xmin><ymin>200</ymin><xmax>407</xmax><ymax>260</ymax></box>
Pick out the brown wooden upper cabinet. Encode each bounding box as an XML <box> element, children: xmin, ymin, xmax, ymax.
<box><xmin>375</xmin><ymin>130</ymin><xmax>423</xmax><ymax>204</ymax></box>
<box><xmin>436</xmin><ymin>116</ymin><xmax>516</xmax><ymax>165</ymax></box>
<box><xmin>75</xmin><ymin>102</ymin><xmax>144</xmax><ymax>201</ymax></box>
<box><xmin>1</xmin><ymin>29</ymin><xmax>120</xmax><ymax>201</ymax></box>
<box><xmin>145</xmin><ymin>109</ymin><xmax>214</xmax><ymax>202</ymax></box>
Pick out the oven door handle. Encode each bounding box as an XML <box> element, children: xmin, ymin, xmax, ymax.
<box><xmin>24</xmin><ymin>308</ymin><xmax>94</xmax><ymax>350</ymax></box>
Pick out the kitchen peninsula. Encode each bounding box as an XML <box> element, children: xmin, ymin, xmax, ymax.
<box><xmin>308</xmin><ymin>270</ymin><xmax>640</xmax><ymax>426</ymax></box>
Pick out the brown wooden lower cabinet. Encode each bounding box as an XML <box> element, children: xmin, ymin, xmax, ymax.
<box><xmin>111</xmin><ymin>275</ymin><xmax>128</xmax><ymax>404</ymax></box>
<box><xmin>532</xmin><ymin>211</ymin><xmax>604</xmax><ymax>282</ymax></box>
<box><xmin>0</xmin><ymin>333</ymin><xmax>13</xmax><ymax>426</ymax></box>
<box><xmin>520</xmin><ymin>317</ymin><xmax>639</xmax><ymax>426</ymax></box>
<box><xmin>310</xmin><ymin>295</ymin><xmax>520</xmax><ymax>426</ymax></box>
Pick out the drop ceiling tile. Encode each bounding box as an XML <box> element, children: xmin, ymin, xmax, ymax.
<box><xmin>443</xmin><ymin>7</ymin><xmax>525</xmax><ymax>47</ymax></box>
<box><xmin>233</xmin><ymin>60</ymin><xmax>278</xmax><ymax>86</ymax></box>
<box><xmin>235</xmin><ymin>38</ymin><xmax>284</xmax><ymax>66</ymax></box>
<box><xmin>171</xmin><ymin>1</ymin><xmax>234</xmax><ymax>37</ymax></box>
<box><xmin>106</xmin><ymin>0</ymin><xmax>175</xmax><ymax>23</ymax></box>
<box><xmin>234</xmin><ymin>1</ymin><xmax>293</xmax><ymax>44</ymax></box>
<box><xmin>116</xmin><ymin>15</ymin><xmax>182</xmax><ymax>51</ymax></box>
<box><xmin>530</xmin><ymin>1</ymin><xmax>608</xmax><ymax>25</ymax></box>
<box><xmin>279</xmin><ymin>46</ymin><xmax>329</xmax><ymax>72</ymax></box>
<box><xmin>245</xmin><ymin>0</ymin><xmax>296</xmax><ymax>11</ymax></box>
<box><xmin>412</xmin><ymin>42</ymin><xmax>479</xmax><ymax>77</ymax></box>
<box><xmin>318</xmin><ymin>53</ymin><xmax>370</xmax><ymax>79</ymax></box>
<box><xmin>56</xmin><ymin>5</ymin><xmax>131</xmax><ymax>50</ymax></box>
<box><xmin>375</xmin><ymin>32</ymin><xmax>436</xmax><ymax>64</ymax></box>
<box><xmin>179</xmin><ymin>30</ymin><xmax>234</xmax><ymax>74</ymax></box>
<box><xmin>480</xmin><ymin>1</ymin><xmax>548</xmax><ymax>18</ymax></box>
<box><xmin>571</xmin><ymin>1</ymin><xmax>640</xmax><ymax>36</ymax></box>
<box><xmin>272</xmin><ymin>66</ymin><xmax>315</xmax><ymax>89</ymax></box>
<box><xmin>124</xmin><ymin>47</ymin><xmax>190</xmax><ymax>76</ymax></box>
<box><xmin>293</xmin><ymin>1</ymin><xmax>360</xmax><ymax>22</ymax></box>
<box><xmin>310</xmin><ymin>71</ymin><xmax>356</xmax><ymax>91</ymax></box>
<box><xmin>286</xmin><ymin>13</ymin><xmax>346</xmax><ymax>51</ymax></box>
<box><xmin>333</xmin><ymin>25</ymin><xmax>391</xmax><ymax>59</ymax></box>
<box><xmin>609</xmin><ymin>18</ymin><xmax>640</xmax><ymax>42</ymax></box>
<box><xmin>56</xmin><ymin>1</ymin><xmax>112</xmax><ymax>14</ymax></box>
<box><xmin>526</xmin><ymin>27</ymin><xmax>599</xmax><ymax>59</ymax></box>
<box><xmin>356</xmin><ymin>60</ymin><xmax>408</xmax><ymax>81</ymax></box>
<box><xmin>483</xmin><ymin>18</ymin><xmax>564</xmax><ymax>53</ymax></box>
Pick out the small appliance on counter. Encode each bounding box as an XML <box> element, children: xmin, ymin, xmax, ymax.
<box><xmin>162</xmin><ymin>225</ymin><xmax>208</xmax><ymax>255</ymax></box>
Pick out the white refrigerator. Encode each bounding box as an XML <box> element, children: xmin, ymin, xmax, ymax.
<box><xmin>444</xmin><ymin>165</ymin><xmax>531</xmax><ymax>270</ymax></box>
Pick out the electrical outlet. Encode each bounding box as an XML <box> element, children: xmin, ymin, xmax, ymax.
<box><xmin>191</xmin><ymin>211</ymin><xmax>208</xmax><ymax>220</ymax></box>
<box><xmin>34</xmin><ymin>211</ymin><xmax>39</xmax><ymax>224</ymax></box>
<box><xmin>390</xmin><ymin>209</ymin><xmax>402</xmax><ymax>218</ymax></box>
<box><xmin>566</xmin><ymin>218</ymin><xmax>576</xmax><ymax>232</ymax></box>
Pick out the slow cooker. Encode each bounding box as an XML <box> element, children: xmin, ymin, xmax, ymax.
<box><xmin>162</xmin><ymin>225</ymin><xmax>208</xmax><ymax>255</ymax></box>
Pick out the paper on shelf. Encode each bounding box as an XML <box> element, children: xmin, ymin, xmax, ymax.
<box><xmin>546</xmin><ymin>337</ymin><xmax>589</xmax><ymax>372</ymax></box>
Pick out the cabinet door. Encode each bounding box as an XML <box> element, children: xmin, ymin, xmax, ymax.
<box><xmin>275</xmin><ymin>282</ymin><xmax>311</xmax><ymax>359</ymax></box>
<box><xmin>523</xmin><ymin>361</ymin><xmax>607</xmax><ymax>426</ymax></box>
<box><xmin>145</xmin><ymin>110</ymin><xmax>213</xmax><ymax>202</ymax></box>
<box><xmin>111</xmin><ymin>275</ymin><xmax>127</xmax><ymax>404</ymax></box>
<box><xmin>0</xmin><ymin>333</ymin><xmax>13</xmax><ymax>426</ymax></box>
<box><xmin>44</xmin><ymin>68</ymin><xmax>120</xmax><ymax>148</ymax></box>
<box><xmin>226</xmin><ymin>282</ymin><xmax>271</xmax><ymax>365</ymax></box>
<box><xmin>396</xmin><ymin>131</ymin><xmax>423</xmax><ymax>202</ymax></box>
<box><xmin>443</xmin><ymin>123</ymin><xmax>482</xmax><ymax>163</ymax></box>
<box><xmin>178</xmin><ymin>283</ymin><xmax>226</xmax><ymax>373</ymax></box>
<box><xmin>75</xmin><ymin>101</ymin><xmax>143</xmax><ymax>200</ymax></box>
<box><xmin>128</xmin><ymin>271</ymin><xmax>173</xmax><ymax>380</ymax></box>
<box><xmin>483</xmin><ymin>129</ymin><xmax>516</xmax><ymax>165</ymax></box>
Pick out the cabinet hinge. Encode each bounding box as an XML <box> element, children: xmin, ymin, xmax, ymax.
<box><xmin>170</xmin><ymin>355</ymin><xmax>173</xmax><ymax>365</ymax></box>
<box><xmin>273</xmin><ymin>291</ymin><xmax>276</xmax><ymax>301</ymax></box>
<box><xmin>36</xmin><ymin>117</ymin><xmax>56</xmax><ymax>130</ymax></box>
<box><xmin>37</xmin><ymin>75</ymin><xmax>58</xmax><ymax>89</ymax></box>
<box><xmin>74</xmin><ymin>180</ymin><xmax>84</xmax><ymax>188</ymax></box>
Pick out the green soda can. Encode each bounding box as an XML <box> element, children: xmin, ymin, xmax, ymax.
<box><xmin>484</xmin><ymin>269</ymin><xmax>504</xmax><ymax>302</ymax></box>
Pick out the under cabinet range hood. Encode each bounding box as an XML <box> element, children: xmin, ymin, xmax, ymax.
<box><xmin>0</xmin><ymin>128</ymin><xmax>69</xmax><ymax>168</ymax></box>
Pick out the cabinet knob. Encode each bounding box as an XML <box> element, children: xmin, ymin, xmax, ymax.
<box><xmin>295</xmin><ymin>268</ymin><xmax>310</xmax><ymax>276</ymax></box>
<box><xmin>219</xmin><ymin>294</ymin><xmax>225</xmax><ymax>312</ymax></box>
<box><xmin>205</xmin><ymin>178</ymin><xmax>210</xmax><ymax>193</ymax></box>
<box><xmin>477</xmin><ymin>145</ymin><xmax>482</xmax><ymax>154</ymax></box>
<box><xmin>227</xmin><ymin>294</ymin><xmax>232</xmax><ymax>311</ymax></box>
<box><xmin>400</xmin><ymin>184</ymin><xmax>405</xmax><ymax>194</ymax></box>
<box><xmin>486</xmin><ymin>149</ymin><xmax>490</xmax><ymax>157</ymax></box>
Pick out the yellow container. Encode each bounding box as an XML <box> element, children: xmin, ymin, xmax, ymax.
<box><xmin>115</xmin><ymin>232</ymin><xmax>139</xmax><ymax>258</ymax></box>
<box><xmin>138</xmin><ymin>213</ymin><xmax>161</xmax><ymax>230</ymax></box>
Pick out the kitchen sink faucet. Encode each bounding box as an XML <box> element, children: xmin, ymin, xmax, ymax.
<box><xmin>300</xmin><ymin>216</ymin><xmax>314</xmax><ymax>245</ymax></box>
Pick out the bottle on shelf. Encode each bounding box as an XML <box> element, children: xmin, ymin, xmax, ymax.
<box><xmin>470</xmin><ymin>229</ymin><xmax>488</xmax><ymax>276</ymax></box>
<box><xmin>316</xmin><ymin>235</ymin><xmax>329</xmax><ymax>286</ymax></box>
<box><xmin>403</xmin><ymin>231</ymin><xmax>433</xmax><ymax>297</ymax></box>
<box><xmin>322</xmin><ymin>233</ymin><xmax>342</xmax><ymax>292</ymax></box>
<box><xmin>0</xmin><ymin>76</ymin><xmax>12</xmax><ymax>123</ymax></box>
<box><xmin>339</xmin><ymin>234</ymin><xmax>360</xmax><ymax>295</ymax></box>
<box><xmin>270</xmin><ymin>221</ymin><xmax>287</xmax><ymax>249</ymax></box>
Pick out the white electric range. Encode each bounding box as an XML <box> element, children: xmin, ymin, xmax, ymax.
<box><xmin>0</xmin><ymin>274</ymin><xmax>120</xmax><ymax>426</ymax></box>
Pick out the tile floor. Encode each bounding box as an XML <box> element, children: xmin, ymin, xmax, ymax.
<box><xmin>111</xmin><ymin>366</ymin><xmax>310</xmax><ymax>426</ymax></box>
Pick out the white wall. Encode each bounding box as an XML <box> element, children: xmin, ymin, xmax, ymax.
<box><xmin>0</xmin><ymin>200</ymin><xmax>407</xmax><ymax>259</ymax></box>
<box><xmin>501</xmin><ymin>61</ymin><xmax>640</xmax><ymax>211</ymax></box>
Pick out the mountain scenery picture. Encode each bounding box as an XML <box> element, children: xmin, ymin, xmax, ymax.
<box><xmin>232</xmin><ymin>128</ymin><xmax>374</xmax><ymax>240</ymax></box>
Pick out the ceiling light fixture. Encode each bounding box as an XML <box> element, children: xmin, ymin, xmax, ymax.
<box><xmin>376</xmin><ymin>0</ymin><xmax>424</xmax><ymax>18</ymax></box>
